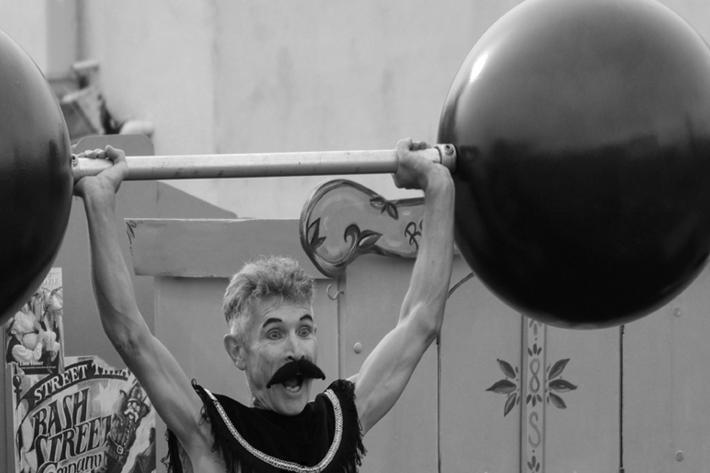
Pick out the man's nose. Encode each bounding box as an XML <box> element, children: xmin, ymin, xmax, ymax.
<box><xmin>284</xmin><ymin>332</ymin><xmax>306</xmax><ymax>359</ymax></box>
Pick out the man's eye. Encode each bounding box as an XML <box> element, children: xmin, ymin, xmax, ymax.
<box><xmin>297</xmin><ymin>326</ymin><xmax>313</xmax><ymax>337</ymax></box>
<box><xmin>266</xmin><ymin>329</ymin><xmax>282</xmax><ymax>340</ymax></box>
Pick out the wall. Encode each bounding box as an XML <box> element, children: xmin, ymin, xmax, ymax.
<box><xmin>73</xmin><ymin>0</ymin><xmax>710</xmax><ymax>219</ymax></box>
<box><xmin>0</xmin><ymin>0</ymin><xmax>78</xmax><ymax>79</ymax></box>
<box><xmin>76</xmin><ymin>0</ymin><xmax>522</xmax><ymax>218</ymax></box>
<box><xmin>2</xmin><ymin>0</ymin><xmax>710</xmax><ymax>217</ymax></box>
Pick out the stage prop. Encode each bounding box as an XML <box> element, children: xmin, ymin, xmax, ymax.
<box><xmin>2</xmin><ymin>0</ymin><xmax>710</xmax><ymax>328</ymax></box>
<box><xmin>300</xmin><ymin>180</ymin><xmax>426</xmax><ymax>278</ymax></box>
<box><xmin>438</xmin><ymin>0</ymin><xmax>710</xmax><ymax>328</ymax></box>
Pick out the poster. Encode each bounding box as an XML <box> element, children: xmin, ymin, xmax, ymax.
<box><xmin>10</xmin><ymin>355</ymin><xmax>156</xmax><ymax>473</ymax></box>
<box><xmin>5</xmin><ymin>268</ymin><xmax>64</xmax><ymax>375</ymax></box>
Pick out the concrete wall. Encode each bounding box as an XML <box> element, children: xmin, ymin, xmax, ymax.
<box><xmin>73</xmin><ymin>0</ymin><xmax>710</xmax><ymax>219</ymax></box>
<box><xmin>74</xmin><ymin>0</ymin><xmax>523</xmax><ymax>217</ymax></box>
<box><xmin>0</xmin><ymin>0</ymin><xmax>78</xmax><ymax>79</ymax></box>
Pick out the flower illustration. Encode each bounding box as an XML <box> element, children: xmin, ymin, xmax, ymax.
<box><xmin>486</xmin><ymin>357</ymin><xmax>578</xmax><ymax>416</ymax></box>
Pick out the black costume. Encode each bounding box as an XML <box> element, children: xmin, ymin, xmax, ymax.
<box><xmin>166</xmin><ymin>379</ymin><xmax>365</xmax><ymax>473</ymax></box>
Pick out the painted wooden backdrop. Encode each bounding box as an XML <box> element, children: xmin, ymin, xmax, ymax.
<box><xmin>129</xmin><ymin>218</ymin><xmax>710</xmax><ymax>473</ymax></box>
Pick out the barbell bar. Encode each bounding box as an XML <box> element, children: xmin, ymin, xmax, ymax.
<box><xmin>71</xmin><ymin>144</ymin><xmax>457</xmax><ymax>181</ymax></box>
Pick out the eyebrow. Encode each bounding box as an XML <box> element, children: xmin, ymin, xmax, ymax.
<box><xmin>261</xmin><ymin>314</ymin><xmax>313</xmax><ymax>329</ymax></box>
<box><xmin>262</xmin><ymin>318</ymin><xmax>282</xmax><ymax>329</ymax></box>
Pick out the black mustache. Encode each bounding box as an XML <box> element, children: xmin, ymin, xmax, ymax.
<box><xmin>267</xmin><ymin>358</ymin><xmax>325</xmax><ymax>388</ymax></box>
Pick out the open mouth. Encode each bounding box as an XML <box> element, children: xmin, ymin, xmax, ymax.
<box><xmin>282</xmin><ymin>376</ymin><xmax>304</xmax><ymax>393</ymax></box>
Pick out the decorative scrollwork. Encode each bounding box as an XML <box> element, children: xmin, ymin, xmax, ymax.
<box><xmin>300</xmin><ymin>179</ymin><xmax>425</xmax><ymax>277</ymax></box>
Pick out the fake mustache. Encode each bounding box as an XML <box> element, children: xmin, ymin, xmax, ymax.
<box><xmin>266</xmin><ymin>357</ymin><xmax>325</xmax><ymax>388</ymax></box>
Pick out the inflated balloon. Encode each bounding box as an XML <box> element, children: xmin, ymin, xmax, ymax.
<box><xmin>439</xmin><ymin>0</ymin><xmax>710</xmax><ymax>328</ymax></box>
<box><xmin>0</xmin><ymin>31</ymin><xmax>73</xmax><ymax>325</ymax></box>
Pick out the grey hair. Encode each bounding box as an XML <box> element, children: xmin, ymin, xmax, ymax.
<box><xmin>222</xmin><ymin>255</ymin><xmax>314</xmax><ymax>338</ymax></box>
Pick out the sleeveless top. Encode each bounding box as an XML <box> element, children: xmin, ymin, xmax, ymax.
<box><xmin>165</xmin><ymin>379</ymin><xmax>365</xmax><ymax>473</ymax></box>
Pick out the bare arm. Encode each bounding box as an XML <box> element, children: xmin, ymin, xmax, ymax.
<box><xmin>351</xmin><ymin>139</ymin><xmax>455</xmax><ymax>434</ymax></box>
<box><xmin>75</xmin><ymin>147</ymin><xmax>211</xmax><ymax>453</ymax></box>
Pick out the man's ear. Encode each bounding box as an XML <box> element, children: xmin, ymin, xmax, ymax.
<box><xmin>224</xmin><ymin>333</ymin><xmax>247</xmax><ymax>371</ymax></box>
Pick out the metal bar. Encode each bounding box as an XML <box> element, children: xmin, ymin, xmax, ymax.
<box><xmin>72</xmin><ymin>145</ymin><xmax>456</xmax><ymax>181</ymax></box>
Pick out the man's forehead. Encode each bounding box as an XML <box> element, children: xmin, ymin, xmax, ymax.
<box><xmin>251</xmin><ymin>297</ymin><xmax>314</xmax><ymax>323</ymax></box>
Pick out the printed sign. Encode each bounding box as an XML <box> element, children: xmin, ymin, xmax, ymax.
<box><xmin>10</xmin><ymin>355</ymin><xmax>156</xmax><ymax>473</ymax></box>
<box><xmin>4</xmin><ymin>268</ymin><xmax>64</xmax><ymax>375</ymax></box>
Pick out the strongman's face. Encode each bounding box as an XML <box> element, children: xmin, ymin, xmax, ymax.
<box><xmin>225</xmin><ymin>296</ymin><xmax>319</xmax><ymax>415</ymax></box>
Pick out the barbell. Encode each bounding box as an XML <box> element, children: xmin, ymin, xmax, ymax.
<box><xmin>3</xmin><ymin>0</ymin><xmax>710</xmax><ymax>329</ymax></box>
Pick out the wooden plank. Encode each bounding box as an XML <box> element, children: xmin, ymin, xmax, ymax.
<box><xmin>340</xmin><ymin>254</ymin><xmax>438</xmax><ymax>473</ymax></box>
<box><xmin>440</xmin><ymin>260</ymin><xmax>522</xmax><ymax>473</ymax></box>
<box><xmin>624</xmin><ymin>264</ymin><xmax>710</xmax><ymax>471</ymax></box>
<box><xmin>127</xmin><ymin>218</ymin><xmax>323</xmax><ymax>278</ymax></box>
<box><xmin>543</xmin><ymin>325</ymin><xmax>620</xmax><ymax>472</ymax></box>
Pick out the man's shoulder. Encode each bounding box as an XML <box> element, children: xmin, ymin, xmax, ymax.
<box><xmin>324</xmin><ymin>378</ymin><xmax>356</xmax><ymax>396</ymax></box>
<box><xmin>313</xmin><ymin>379</ymin><xmax>357</xmax><ymax>410</ymax></box>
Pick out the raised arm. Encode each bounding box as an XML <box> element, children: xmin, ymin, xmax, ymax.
<box><xmin>74</xmin><ymin>147</ymin><xmax>211</xmax><ymax>453</ymax></box>
<box><xmin>351</xmin><ymin>139</ymin><xmax>455</xmax><ymax>434</ymax></box>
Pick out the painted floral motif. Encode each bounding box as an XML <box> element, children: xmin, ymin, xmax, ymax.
<box><xmin>306</xmin><ymin>217</ymin><xmax>326</xmax><ymax>250</ymax></box>
<box><xmin>527</xmin><ymin>454</ymin><xmax>541</xmax><ymax>472</ymax></box>
<box><xmin>486</xmin><ymin>356</ymin><xmax>578</xmax><ymax>416</ymax></box>
<box><xmin>546</xmin><ymin>358</ymin><xmax>578</xmax><ymax>408</ymax></box>
<box><xmin>369</xmin><ymin>195</ymin><xmax>399</xmax><ymax>219</ymax></box>
<box><xmin>486</xmin><ymin>359</ymin><xmax>520</xmax><ymax>416</ymax></box>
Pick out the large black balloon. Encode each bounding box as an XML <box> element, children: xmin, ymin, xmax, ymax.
<box><xmin>0</xmin><ymin>31</ymin><xmax>72</xmax><ymax>324</ymax></box>
<box><xmin>439</xmin><ymin>0</ymin><xmax>710</xmax><ymax>328</ymax></box>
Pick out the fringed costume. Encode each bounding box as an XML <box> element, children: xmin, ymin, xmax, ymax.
<box><xmin>166</xmin><ymin>379</ymin><xmax>365</xmax><ymax>473</ymax></box>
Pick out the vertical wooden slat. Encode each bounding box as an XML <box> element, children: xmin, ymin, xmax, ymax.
<box><xmin>439</xmin><ymin>261</ymin><xmax>522</xmax><ymax>473</ymax></box>
<box><xmin>340</xmin><ymin>254</ymin><xmax>439</xmax><ymax>473</ymax></box>
<box><xmin>520</xmin><ymin>319</ymin><xmax>547</xmax><ymax>473</ymax></box>
<box><xmin>544</xmin><ymin>324</ymin><xmax>619</xmax><ymax>472</ymax></box>
<box><xmin>624</xmin><ymin>264</ymin><xmax>710</xmax><ymax>471</ymax></box>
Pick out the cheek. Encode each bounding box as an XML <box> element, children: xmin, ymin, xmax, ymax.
<box><xmin>306</xmin><ymin>337</ymin><xmax>318</xmax><ymax>360</ymax></box>
<box><xmin>248</xmin><ymin>344</ymin><xmax>280</xmax><ymax>377</ymax></box>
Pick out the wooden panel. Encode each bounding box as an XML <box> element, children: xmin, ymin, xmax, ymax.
<box><xmin>128</xmin><ymin>217</ymin><xmax>710</xmax><ymax>473</ymax></box>
<box><xmin>128</xmin><ymin>218</ymin><xmax>322</xmax><ymax>278</ymax></box>
<box><xmin>544</xmin><ymin>325</ymin><xmax>619</xmax><ymax>472</ymax></box>
<box><xmin>440</xmin><ymin>260</ymin><xmax>522</xmax><ymax>473</ymax></box>
<box><xmin>340</xmin><ymin>254</ymin><xmax>438</xmax><ymax>473</ymax></box>
<box><xmin>441</xmin><ymin>265</ymin><xmax>620</xmax><ymax>473</ymax></box>
<box><xmin>624</xmin><ymin>264</ymin><xmax>710</xmax><ymax>472</ymax></box>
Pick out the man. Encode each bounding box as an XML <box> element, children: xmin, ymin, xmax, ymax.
<box><xmin>74</xmin><ymin>138</ymin><xmax>454</xmax><ymax>473</ymax></box>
